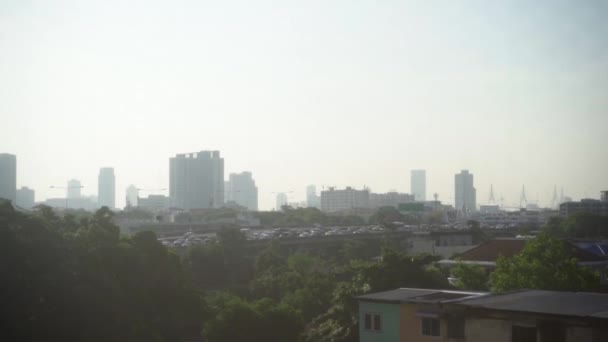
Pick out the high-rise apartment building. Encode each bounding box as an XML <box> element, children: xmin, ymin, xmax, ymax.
<box><xmin>67</xmin><ymin>179</ymin><xmax>82</xmax><ymax>199</ymax></box>
<box><xmin>455</xmin><ymin>170</ymin><xmax>476</xmax><ymax>214</ymax></box>
<box><xmin>225</xmin><ymin>172</ymin><xmax>258</xmax><ymax>211</ymax></box>
<box><xmin>276</xmin><ymin>192</ymin><xmax>288</xmax><ymax>211</ymax></box>
<box><xmin>0</xmin><ymin>153</ymin><xmax>17</xmax><ymax>203</ymax></box>
<box><xmin>98</xmin><ymin>167</ymin><xmax>115</xmax><ymax>209</ymax></box>
<box><xmin>16</xmin><ymin>186</ymin><xmax>35</xmax><ymax>209</ymax></box>
<box><xmin>320</xmin><ymin>187</ymin><xmax>370</xmax><ymax>212</ymax></box>
<box><xmin>169</xmin><ymin>151</ymin><xmax>224</xmax><ymax>210</ymax></box>
<box><xmin>411</xmin><ymin>170</ymin><xmax>426</xmax><ymax>201</ymax></box>
<box><xmin>125</xmin><ymin>185</ymin><xmax>139</xmax><ymax>208</ymax></box>
<box><xmin>306</xmin><ymin>185</ymin><xmax>320</xmax><ymax>209</ymax></box>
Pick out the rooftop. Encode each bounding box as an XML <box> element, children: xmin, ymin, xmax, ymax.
<box><xmin>357</xmin><ymin>288</ymin><xmax>486</xmax><ymax>304</ymax></box>
<box><xmin>458</xmin><ymin>290</ymin><xmax>608</xmax><ymax>319</ymax></box>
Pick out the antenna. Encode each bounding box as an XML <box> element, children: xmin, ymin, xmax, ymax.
<box><xmin>488</xmin><ymin>184</ymin><xmax>496</xmax><ymax>204</ymax></box>
<box><xmin>551</xmin><ymin>185</ymin><xmax>558</xmax><ymax>209</ymax></box>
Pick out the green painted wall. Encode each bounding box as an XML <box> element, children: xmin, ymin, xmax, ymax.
<box><xmin>359</xmin><ymin>301</ymin><xmax>401</xmax><ymax>342</ymax></box>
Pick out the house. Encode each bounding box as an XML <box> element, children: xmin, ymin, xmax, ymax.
<box><xmin>357</xmin><ymin>288</ymin><xmax>608</xmax><ymax>342</ymax></box>
<box><xmin>357</xmin><ymin>288</ymin><xmax>485</xmax><ymax>342</ymax></box>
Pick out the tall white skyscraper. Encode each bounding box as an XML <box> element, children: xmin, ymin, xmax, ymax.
<box><xmin>225</xmin><ymin>171</ymin><xmax>258</xmax><ymax>211</ymax></box>
<box><xmin>276</xmin><ymin>193</ymin><xmax>288</xmax><ymax>211</ymax></box>
<box><xmin>455</xmin><ymin>170</ymin><xmax>476</xmax><ymax>214</ymax></box>
<box><xmin>169</xmin><ymin>151</ymin><xmax>224</xmax><ymax>210</ymax></box>
<box><xmin>411</xmin><ymin>170</ymin><xmax>426</xmax><ymax>201</ymax></box>
<box><xmin>0</xmin><ymin>153</ymin><xmax>16</xmax><ymax>203</ymax></box>
<box><xmin>306</xmin><ymin>185</ymin><xmax>320</xmax><ymax>209</ymax></box>
<box><xmin>67</xmin><ymin>179</ymin><xmax>82</xmax><ymax>199</ymax></box>
<box><xmin>98</xmin><ymin>167</ymin><xmax>115</xmax><ymax>209</ymax></box>
<box><xmin>125</xmin><ymin>185</ymin><xmax>139</xmax><ymax>208</ymax></box>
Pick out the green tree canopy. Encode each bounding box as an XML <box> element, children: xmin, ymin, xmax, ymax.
<box><xmin>491</xmin><ymin>232</ymin><xmax>599</xmax><ymax>292</ymax></box>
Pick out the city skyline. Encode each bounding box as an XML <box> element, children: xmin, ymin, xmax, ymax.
<box><xmin>2</xmin><ymin>1</ymin><xmax>607</xmax><ymax>210</ymax></box>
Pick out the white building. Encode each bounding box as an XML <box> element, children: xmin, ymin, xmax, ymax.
<box><xmin>169</xmin><ymin>151</ymin><xmax>224</xmax><ymax>210</ymax></box>
<box><xmin>98</xmin><ymin>167</ymin><xmax>115</xmax><ymax>209</ymax></box>
<box><xmin>138</xmin><ymin>194</ymin><xmax>169</xmax><ymax>212</ymax></box>
<box><xmin>369</xmin><ymin>191</ymin><xmax>414</xmax><ymax>209</ymax></box>
<box><xmin>306</xmin><ymin>185</ymin><xmax>320</xmax><ymax>209</ymax></box>
<box><xmin>67</xmin><ymin>179</ymin><xmax>82</xmax><ymax>199</ymax></box>
<box><xmin>411</xmin><ymin>170</ymin><xmax>426</xmax><ymax>201</ymax></box>
<box><xmin>125</xmin><ymin>185</ymin><xmax>138</xmax><ymax>208</ymax></box>
<box><xmin>276</xmin><ymin>193</ymin><xmax>288</xmax><ymax>211</ymax></box>
<box><xmin>225</xmin><ymin>171</ymin><xmax>258</xmax><ymax>211</ymax></box>
<box><xmin>16</xmin><ymin>186</ymin><xmax>35</xmax><ymax>209</ymax></box>
<box><xmin>320</xmin><ymin>187</ymin><xmax>370</xmax><ymax>212</ymax></box>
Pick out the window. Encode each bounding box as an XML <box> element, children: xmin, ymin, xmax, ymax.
<box><xmin>512</xmin><ymin>325</ymin><xmax>536</xmax><ymax>342</ymax></box>
<box><xmin>363</xmin><ymin>313</ymin><xmax>382</xmax><ymax>331</ymax></box>
<box><xmin>422</xmin><ymin>317</ymin><xmax>440</xmax><ymax>336</ymax></box>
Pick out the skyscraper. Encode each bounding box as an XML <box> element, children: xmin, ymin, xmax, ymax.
<box><xmin>411</xmin><ymin>170</ymin><xmax>426</xmax><ymax>201</ymax></box>
<box><xmin>67</xmin><ymin>179</ymin><xmax>82</xmax><ymax>199</ymax></box>
<box><xmin>125</xmin><ymin>185</ymin><xmax>139</xmax><ymax>208</ymax></box>
<box><xmin>455</xmin><ymin>170</ymin><xmax>476</xmax><ymax>214</ymax></box>
<box><xmin>225</xmin><ymin>171</ymin><xmax>258</xmax><ymax>211</ymax></box>
<box><xmin>98</xmin><ymin>167</ymin><xmax>115</xmax><ymax>209</ymax></box>
<box><xmin>169</xmin><ymin>151</ymin><xmax>224</xmax><ymax>210</ymax></box>
<box><xmin>0</xmin><ymin>153</ymin><xmax>16</xmax><ymax>203</ymax></box>
<box><xmin>276</xmin><ymin>192</ymin><xmax>288</xmax><ymax>211</ymax></box>
<box><xmin>16</xmin><ymin>186</ymin><xmax>35</xmax><ymax>209</ymax></box>
<box><xmin>306</xmin><ymin>185</ymin><xmax>320</xmax><ymax>209</ymax></box>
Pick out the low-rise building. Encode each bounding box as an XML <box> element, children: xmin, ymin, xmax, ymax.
<box><xmin>357</xmin><ymin>288</ymin><xmax>608</xmax><ymax>342</ymax></box>
<box><xmin>369</xmin><ymin>192</ymin><xmax>415</xmax><ymax>209</ymax></box>
<box><xmin>321</xmin><ymin>187</ymin><xmax>370</xmax><ymax>212</ymax></box>
<box><xmin>560</xmin><ymin>198</ymin><xmax>608</xmax><ymax>217</ymax></box>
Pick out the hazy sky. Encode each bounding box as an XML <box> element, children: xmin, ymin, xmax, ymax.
<box><xmin>2</xmin><ymin>0</ymin><xmax>607</xmax><ymax>210</ymax></box>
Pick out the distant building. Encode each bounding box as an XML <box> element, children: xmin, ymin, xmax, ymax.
<box><xmin>98</xmin><ymin>167</ymin><xmax>115</xmax><ymax>209</ymax></box>
<box><xmin>369</xmin><ymin>191</ymin><xmax>414</xmax><ymax>209</ymax></box>
<box><xmin>276</xmin><ymin>193</ymin><xmax>288</xmax><ymax>211</ymax></box>
<box><xmin>306</xmin><ymin>185</ymin><xmax>320</xmax><ymax>209</ymax></box>
<box><xmin>125</xmin><ymin>185</ymin><xmax>138</xmax><ymax>208</ymax></box>
<box><xmin>410</xmin><ymin>170</ymin><xmax>426</xmax><ymax>201</ymax></box>
<box><xmin>455</xmin><ymin>170</ymin><xmax>476</xmax><ymax>214</ymax></box>
<box><xmin>16</xmin><ymin>186</ymin><xmax>35</xmax><ymax>209</ymax></box>
<box><xmin>0</xmin><ymin>153</ymin><xmax>16</xmax><ymax>203</ymax></box>
<box><xmin>602</xmin><ymin>191</ymin><xmax>608</xmax><ymax>202</ymax></box>
<box><xmin>67</xmin><ymin>179</ymin><xmax>82</xmax><ymax>199</ymax></box>
<box><xmin>321</xmin><ymin>187</ymin><xmax>370</xmax><ymax>212</ymax></box>
<box><xmin>560</xmin><ymin>195</ymin><xmax>608</xmax><ymax>217</ymax></box>
<box><xmin>225</xmin><ymin>172</ymin><xmax>258</xmax><ymax>211</ymax></box>
<box><xmin>138</xmin><ymin>195</ymin><xmax>169</xmax><ymax>212</ymax></box>
<box><xmin>169</xmin><ymin>151</ymin><xmax>224</xmax><ymax>210</ymax></box>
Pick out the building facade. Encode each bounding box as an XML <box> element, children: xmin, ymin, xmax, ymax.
<box><xmin>98</xmin><ymin>167</ymin><xmax>115</xmax><ymax>209</ymax></box>
<box><xmin>125</xmin><ymin>185</ymin><xmax>138</xmax><ymax>208</ymax></box>
<box><xmin>169</xmin><ymin>151</ymin><xmax>224</xmax><ymax>210</ymax></box>
<box><xmin>276</xmin><ymin>192</ymin><xmax>288</xmax><ymax>211</ymax></box>
<box><xmin>320</xmin><ymin>187</ymin><xmax>370</xmax><ymax>212</ymax></box>
<box><xmin>411</xmin><ymin>170</ymin><xmax>426</xmax><ymax>202</ymax></box>
<box><xmin>369</xmin><ymin>191</ymin><xmax>415</xmax><ymax>209</ymax></box>
<box><xmin>16</xmin><ymin>186</ymin><xmax>35</xmax><ymax>209</ymax></box>
<box><xmin>67</xmin><ymin>179</ymin><xmax>82</xmax><ymax>199</ymax></box>
<box><xmin>455</xmin><ymin>170</ymin><xmax>476</xmax><ymax>214</ymax></box>
<box><xmin>560</xmin><ymin>194</ymin><xmax>608</xmax><ymax>217</ymax></box>
<box><xmin>225</xmin><ymin>172</ymin><xmax>258</xmax><ymax>211</ymax></box>
<box><xmin>138</xmin><ymin>194</ymin><xmax>169</xmax><ymax>212</ymax></box>
<box><xmin>306</xmin><ymin>185</ymin><xmax>321</xmax><ymax>209</ymax></box>
<box><xmin>0</xmin><ymin>153</ymin><xmax>17</xmax><ymax>203</ymax></box>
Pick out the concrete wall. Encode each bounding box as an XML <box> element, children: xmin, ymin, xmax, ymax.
<box><xmin>359</xmin><ymin>302</ymin><xmax>401</xmax><ymax>342</ymax></box>
<box><xmin>465</xmin><ymin>318</ymin><xmax>511</xmax><ymax>342</ymax></box>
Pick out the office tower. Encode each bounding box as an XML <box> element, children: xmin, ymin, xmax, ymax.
<box><xmin>67</xmin><ymin>179</ymin><xmax>82</xmax><ymax>199</ymax></box>
<box><xmin>411</xmin><ymin>170</ymin><xmax>426</xmax><ymax>201</ymax></box>
<box><xmin>276</xmin><ymin>192</ymin><xmax>288</xmax><ymax>211</ymax></box>
<box><xmin>0</xmin><ymin>153</ymin><xmax>17</xmax><ymax>203</ymax></box>
<box><xmin>320</xmin><ymin>186</ymin><xmax>370</xmax><ymax>212</ymax></box>
<box><xmin>98</xmin><ymin>167</ymin><xmax>115</xmax><ymax>209</ymax></box>
<box><xmin>306</xmin><ymin>185</ymin><xmax>320</xmax><ymax>209</ymax></box>
<box><xmin>169</xmin><ymin>151</ymin><xmax>224</xmax><ymax>210</ymax></box>
<box><xmin>455</xmin><ymin>170</ymin><xmax>476</xmax><ymax>213</ymax></box>
<box><xmin>125</xmin><ymin>185</ymin><xmax>139</xmax><ymax>208</ymax></box>
<box><xmin>225</xmin><ymin>172</ymin><xmax>258</xmax><ymax>211</ymax></box>
<box><xmin>16</xmin><ymin>186</ymin><xmax>35</xmax><ymax>209</ymax></box>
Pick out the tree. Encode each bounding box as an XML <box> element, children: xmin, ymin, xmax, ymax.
<box><xmin>451</xmin><ymin>261</ymin><xmax>488</xmax><ymax>291</ymax></box>
<box><xmin>491</xmin><ymin>232</ymin><xmax>599</xmax><ymax>292</ymax></box>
